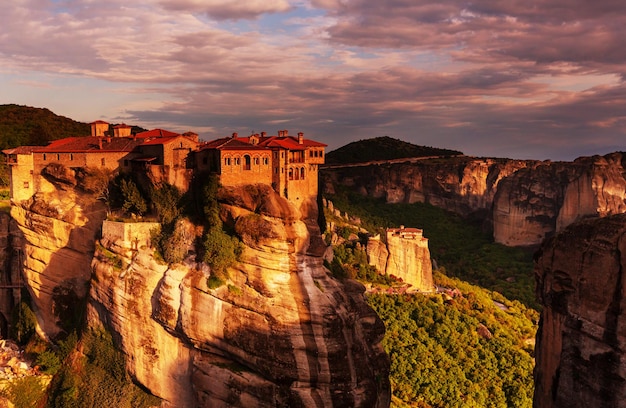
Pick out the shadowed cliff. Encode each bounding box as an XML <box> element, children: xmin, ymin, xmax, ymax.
<box><xmin>534</xmin><ymin>214</ymin><xmax>626</xmax><ymax>407</ymax></box>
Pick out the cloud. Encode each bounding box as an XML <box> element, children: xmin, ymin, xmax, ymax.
<box><xmin>159</xmin><ymin>0</ymin><xmax>291</xmax><ymax>20</ymax></box>
<box><xmin>0</xmin><ymin>0</ymin><xmax>625</xmax><ymax>160</ymax></box>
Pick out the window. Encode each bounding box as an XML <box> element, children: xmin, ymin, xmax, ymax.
<box><xmin>101</xmin><ymin>158</ymin><xmax>105</xmax><ymax>166</ymax></box>
<box><xmin>263</xmin><ymin>157</ymin><xmax>269</xmax><ymax>165</ymax></box>
<box><xmin>244</xmin><ymin>155</ymin><xmax>251</xmax><ymax>170</ymax></box>
<box><xmin>235</xmin><ymin>157</ymin><xmax>240</xmax><ymax>165</ymax></box>
<box><xmin>23</xmin><ymin>181</ymin><xmax>29</xmax><ymax>189</ymax></box>
<box><xmin>254</xmin><ymin>157</ymin><xmax>259</xmax><ymax>165</ymax></box>
<box><xmin>275</xmin><ymin>167</ymin><xmax>279</xmax><ymax>174</ymax></box>
<box><xmin>300</xmin><ymin>167</ymin><xmax>305</xmax><ymax>179</ymax></box>
<box><xmin>57</xmin><ymin>154</ymin><xmax>60</xmax><ymax>160</ymax></box>
<box><xmin>70</xmin><ymin>154</ymin><xmax>74</xmax><ymax>161</ymax></box>
<box><xmin>43</xmin><ymin>154</ymin><xmax>47</xmax><ymax>161</ymax></box>
<box><xmin>289</xmin><ymin>168</ymin><xmax>293</xmax><ymax>180</ymax></box>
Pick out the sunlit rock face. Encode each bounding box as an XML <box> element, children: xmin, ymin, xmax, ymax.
<box><xmin>366</xmin><ymin>228</ymin><xmax>434</xmax><ymax>292</ymax></box>
<box><xmin>88</xmin><ymin>184</ymin><xmax>391</xmax><ymax>407</ymax></box>
<box><xmin>494</xmin><ymin>154</ymin><xmax>626</xmax><ymax>246</ymax></box>
<box><xmin>533</xmin><ymin>214</ymin><xmax>626</xmax><ymax>408</ymax></box>
<box><xmin>10</xmin><ymin>187</ymin><xmax>106</xmax><ymax>338</ymax></box>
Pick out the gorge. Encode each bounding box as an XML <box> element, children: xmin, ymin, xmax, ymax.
<box><xmin>322</xmin><ymin>152</ymin><xmax>626</xmax><ymax>246</ymax></box>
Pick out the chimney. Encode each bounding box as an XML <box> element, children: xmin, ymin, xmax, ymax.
<box><xmin>298</xmin><ymin>132</ymin><xmax>304</xmax><ymax>144</ymax></box>
<box><xmin>98</xmin><ymin>138</ymin><xmax>103</xmax><ymax>150</ymax></box>
<box><xmin>261</xmin><ymin>131</ymin><xmax>267</xmax><ymax>137</ymax></box>
<box><xmin>106</xmin><ymin>137</ymin><xmax>112</xmax><ymax>143</ymax></box>
<box><xmin>277</xmin><ymin>130</ymin><xmax>283</xmax><ymax>137</ymax></box>
<box><xmin>283</xmin><ymin>129</ymin><xmax>288</xmax><ymax>137</ymax></box>
<box><xmin>232</xmin><ymin>132</ymin><xmax>238</xmax><ymax>139</ymax></box>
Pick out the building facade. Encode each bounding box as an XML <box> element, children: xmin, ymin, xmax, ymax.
<box><xmin>195</xmin><ymin>130</ymin><xmax>326</xmax><ymax>204</ymax></box>
<box><xmin>4</xmin><ymin>124</ymin><xmax>325</xmax><ymax>208</ymax></box>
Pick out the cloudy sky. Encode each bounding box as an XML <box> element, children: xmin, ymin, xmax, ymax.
<box><xmin>1</xmin><ymin>0</ymin><xmax>625</xmax><ymax>160</ymax></box>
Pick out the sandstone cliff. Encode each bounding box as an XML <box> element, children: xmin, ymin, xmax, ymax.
<box><xmin>322</xmin><ymin>157</ymin><xmax>530</xmax><ymax>217</ymax></box>
<box><xmin>534</xmin><ymin>214</ymin><xmax>626</xmax><ymax>407</ymax></box>
<box><xmin>494</xmin><ymin>153</ymin><xmax>626</xmax><ymax>246</ymax></box>
<box><xmin>323</xmin><ymin>153</ymin><xmax>626</xmax><ymax>246</ymax></box>
<box><xmin>81</xmin><ymin>185</ymin><xmax>389</xmax><ymax>407</ymax></box>
<box><xmin>9</xmin><ymin>187</ymin><xmax>107</xmax><ymax>338</ymax></box>
<box><xmin>366</xmin><ymin>228</ymin><xmax>434</xmax><ymax>292</ymax></box>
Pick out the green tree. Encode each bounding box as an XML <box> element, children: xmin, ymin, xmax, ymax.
<box><xmin>120</xmin><ymin>178</ymin><xmax>147</xmax><ymax>216</ymax></box>
<box><xmin>150</xmin><ymin>183</ymin><xmax>182</xmax><ymax>225</ymax></box>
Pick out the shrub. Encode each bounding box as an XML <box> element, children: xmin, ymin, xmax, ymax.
<box><xmin>119</xmin><ymin>178</ymin><xmax>147</xmax><ymax>216</ymax></box>
<box><xmin>35</xmin><ymin>349</ymin><xmax>61</xmax><ymax>374</ymax></box>
<box><xmin>150</xmin><ymin>183</ymin><xmax>182</xmax><ymax>225</ymax></box>
<box><xmin>10</xmin><ymin>299</ymin><xmax>37</xmax><ymax>345</ymax></box>
<box><xmin>203</xmin><ymin>228</ymin><xmax>242</xmax><ymax>275</ymax></box>
<box><xmin>0</xmin><ymin>376</ymin><xmax>47</xmax><ymax>408</ymax></box>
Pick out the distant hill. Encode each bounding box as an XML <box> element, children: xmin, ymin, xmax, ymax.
<box><xmin>0</xmin><ymin>104</ymin><xmax>91</xmax><ymax>150</ymax></box>
<box><xmin>325</xmin><ymin>136</ymin><xmax>463</xmax><ymax>165</ymax></box>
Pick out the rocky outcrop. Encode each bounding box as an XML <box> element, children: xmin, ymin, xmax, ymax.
<box><xmin>322</xmin><ymin>157</ymin><xmax>531</xmax><ymax>217</ymax></box>
<box><xmin>366</xmin><ymin>228</ymin><xmax>434</xmax><ymax>292</ymax></box>
<box><xmin>533</xmin><ymin>214</ymin><xmax>626</xmax><ymax>407</ymax></box>
<box><xmin>323</xmin><ymin>153</ymin><xmax>626</xmax><ymax>246</ymax></box>
<box><xmin>87</xmin><ymin>184</ymin><xmax>390</xmax><ymax>407</ymax></box>
<box><xmin>10</xmin><ymin>189</ymin><xmax>106</xmax><ymax>339</ymax></box>
<box><xmin>494</xmin><ymin>154</ymin><xmax>626</xmax><ymax>246</ymax></box>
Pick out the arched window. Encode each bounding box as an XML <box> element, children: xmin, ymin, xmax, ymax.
<box><xmin>300</xmin><ymin>167</ymin><xmax>305</xmax><ymax>179</ymax></box>
<box><xmin>288</xmin><ymin>168</ymin><xmax>294</xmax><ymax>180</ymax></box>
<box><xmin>244</xmin><ymin>155</ymin><xmax>251</xmax><ymax>170</ymax></box>
<box><xmin>254</xmin><ymin>156</ymin><xmax>259</xmax><ymax>165</ymax></box>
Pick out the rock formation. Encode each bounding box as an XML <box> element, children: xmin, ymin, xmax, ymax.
<box><xmin>534</xmin><ymin>214</ymin><xmax>626</xmax><ymax>407</ymax></box>
<box><xmin>322</xmin><ymin>152</ymin><xmax>626</xmax><ymax>246</ymax></box>
<box><xmin>322</xmin><ymin>157</ymin><xmax>530</xmax><ymax>217</ymax></box>
<box><xmin>366</xmin><ymin>227</ymin><xmax>434</xmax><ymax>292</ymax></box>
<box><xmin>10</xmin><ymin>174</ymin><xmax>389</xmax><ymax>406</ymax></box>
<box><xmin>493</xmin><ymin>154</ymin><xmax>626</xmax><ymax>246</ymax></box>
<box><xmin>9</xmin><ymin>187</ymin><xmax>107</xmax><ymax>339</ymax></box>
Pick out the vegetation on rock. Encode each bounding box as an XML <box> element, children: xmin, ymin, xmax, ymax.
<box><xmin>325</xmin><ymin>188</ymin><xmax>537</xmax><ymax>309</ymax></box>
<box><xmin>324</xmin><ymin>192</ymin><xmax>538</xmax><ymax>407</ymax></box>
<box><xmin>369</xmin><ymin>272</ymin><xmax>536</xmax><ymax>408</ymax></box>
<box><xmin>45</xmin><ymin>328</ymin><xmax>161</xmax><ymax>408</ymax></box>
<box><xmin>325</xmin><ymin>136</ymin><xmax>463</xmax><ymax>165</ymax></box>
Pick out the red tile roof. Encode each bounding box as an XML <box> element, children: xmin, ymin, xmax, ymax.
<box><xmin>2</xmin><ymin>146</ymin><xmax>43</xmax><ymax>155</ymax></box>
<box><xmin>135</xmin><ymin>129</ymin><xmax>180</xmax><ymax>138</ymax></box>
<box><xmin>37</xmin><ymin>136</ymin><xmax>144</xmax><ymax>153</ymax></box>
<box><xmin>141</xmin><ymin>134</ymin><xmax>198</xmax><ymax>146</ymax></box>
<box><xmin>90</xmin><ymin>120</ymin><xmax>109</xmax><ymax>124</ymax></box>
<box><xmin>200</xmin><ymin>133</ymin><xmax>326</xmax><ymax>151</ymax></box>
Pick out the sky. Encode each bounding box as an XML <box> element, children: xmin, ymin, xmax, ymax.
<box><xmin>1</xmin><ymin>0</ymin><xmax>626</xmax><ymax>160</ymax></box>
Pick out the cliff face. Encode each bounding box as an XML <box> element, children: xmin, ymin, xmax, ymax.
<box><xmin>10</xmin><ymin>187</ymin><xmax>107</xmax><ymax>338</ymax></box>
<box><xmin>494</xmin><ymin>153</ymin><xmax>626</xmax><ymax>246</ymax></box>
<box><xmin>323</xmin><ymin>153</ymin><xmax>626</xmax><ymax>246</ymax></box>
<box><xmin>322</xmin><ymin>157</ymin><xmax>530</xmax><ymax>217</ymax></box>
<box><xmin>85</xmin><ymin>184</ymin><xmax>389</xmax><ymax>407</ymax></box>
<box><xmin>533</xmin><ymin>214</ymin><xmax>626</xmax><ymax>407</ymax></box>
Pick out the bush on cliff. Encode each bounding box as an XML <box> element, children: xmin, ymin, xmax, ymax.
<box><xmin>45</xmin><ymin>328</ymin><xmax>161</xmax><ymax>408</ymax></box>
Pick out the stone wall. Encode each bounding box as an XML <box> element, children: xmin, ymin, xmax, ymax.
<box><xmin>102</xmin><ymin>220</ymin><xmax>160</xmax><ymax>250</ymax></box>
